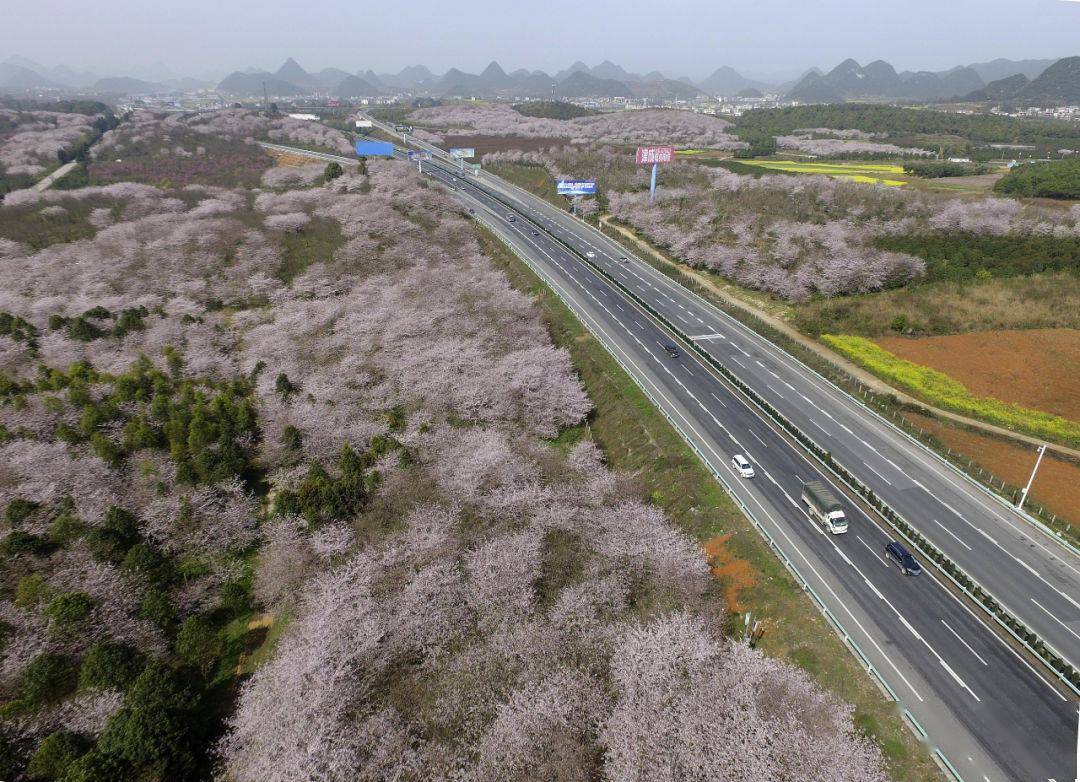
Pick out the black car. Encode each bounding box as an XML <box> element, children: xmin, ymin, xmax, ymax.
<box><xmin>506</xmin><ymin>214</ymin><xmax>516</xmax><ymax>222</ymax></box>
<box><xmin>661</xmin><ymin>342</ymin><xmax>680</xmax><ymax>358</ymax></box>
<box><xmin>884</xmin><ymin>541</ymin><xmax>922</xmax><ymax>576</ymax></box>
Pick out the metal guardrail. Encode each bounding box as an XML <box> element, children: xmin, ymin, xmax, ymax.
<box><xmin>460</xmin><ymin>172</ymin><xmax>1080</xmax><ymax>698</ymax></box>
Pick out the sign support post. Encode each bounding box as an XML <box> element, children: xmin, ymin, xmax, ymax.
<box><xmin>636</xmin><ymin>146</ymin><xmax>674</xmax><ymax>203</ymax></box>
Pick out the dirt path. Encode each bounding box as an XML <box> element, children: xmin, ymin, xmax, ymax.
<box><xmin>598</xmin><ymin>215</ymin><xmax>1080</xmax><ymax>461</ymax></box>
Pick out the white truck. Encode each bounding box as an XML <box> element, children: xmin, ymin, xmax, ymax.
<box><xmin>801</xmin><ymin>481</ymin><xmax>848</xmax><ymax>534</ymax></box>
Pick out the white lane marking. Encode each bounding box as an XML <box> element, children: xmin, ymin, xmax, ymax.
<box><xmin>710</xmin><ymin>392</ymin><xmax>727</xmax><ymax>407</ymax></box>
<box><xmin>1030</xmin><ymin>598</ymin><xmax>1080</xmax><ymax>643</ymax></box>
<box><xmin>931</xmin><ymin>519</ymin><xmax>973</xmax><ymax>551</ymax></box>
<box><xmin>731</xmin><ymin>356</ymin><xmax>746</xmax><ymax>368</ymax></box>
<box><xmin>856</xmin><ymin>535</ymin><xmax>888</xmax><ymax>567</ymax></box>
<box><xmin>808</xmin><ymin>418</ymin><xmax>831</xmax><ymax>436</ymax></box>
<box><xmin>940</xmin><ymin>620</ymin><xmax>988</xmax><ymax>667</ymax></box>
<box><xmin>750</xmin><ymin>429</ymin><xmax>769</xmax><ymax>448</ymax></box>
<box><xmin>863</xmin><ymin>462</ymin><xmax>893</xmax><ymax>486</ymax></box>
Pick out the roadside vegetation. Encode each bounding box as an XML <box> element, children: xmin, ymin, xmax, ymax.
<box><xmin>820</xmin><ymin>335</ymin><xmax>1080</xmax><ymax>447</ymax></box>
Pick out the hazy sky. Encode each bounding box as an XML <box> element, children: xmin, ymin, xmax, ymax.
<box><xmin>4</xmin><ymin>0</ymin><xmax>1080</xmax><ymax>80</ymax></box>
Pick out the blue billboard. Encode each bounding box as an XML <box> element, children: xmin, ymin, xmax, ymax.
<box><xmin>355</xmin><ymin>140</ymin><xmax>394</xmax><ymax>157</ymax></box>
<box><xmin>556</xmin><ymin>179</ymin><xmax>597</xmax><ymax>196</ymax></box>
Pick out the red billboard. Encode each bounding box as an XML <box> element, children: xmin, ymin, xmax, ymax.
<box><xmin>636</xmin><ymin>145</ymin><xmax>675</xmax><ymax>165</ymax></box>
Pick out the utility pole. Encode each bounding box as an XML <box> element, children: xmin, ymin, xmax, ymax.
<box><xmin>1017</xmin><ymin>443</ymin><xmax>1047</xmax><ymax>510</ymax></box>
<box><xmin>263</xmin><ymin>81</ymin><xmax>270</xmax><ymax>114</ymax></box>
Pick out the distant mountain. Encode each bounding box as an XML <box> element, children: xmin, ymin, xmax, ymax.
<box><xmin>333</xmin><ymin>75</ymin><xmax>380</xmax><ymax>98</ymax></box>
<box><xmin>787</xmin><ymin>57</ymin><xmax>987</xmax><ymax>102</ymax></box>
<box><xmin>275</xmin><ymin>58</ymin><xmax>317</xmax><ymax>89</ymax></box>
<box><xmin>0</xmin><ymin>62</ymin><xmax>61</xmax><ymax>89</ymax></box>
<box><xmin>699</xmin><ymin>66</ymin><xmax>769</xmax><ymax>96</ymax></box>
<box><xmin>632</xmin><ymin>78</ymin><xmax>700</xmax><ymax>100</ymax></box>
<box><xmin>937</xmin><ymin>66</ymin><xmax>984</xmax><ymax>96</ymax></box>
<box><xmin>554</xmin><ymin>61</ymin><xmax>590</xmax><ymax>82</ymax></box>
<box><xmin>475</xmin><ymin>61</ymin><xmax>512</xmax><ymax>91</ymax></box>
<box><xmin>93</xmin><ymin>76</ymin><xmax>167</xmax><ymax>95</ymax></box>
<box><xmin>49</xmin><ymin>64</ymin><xmax>99</xmax><ymax>88</ymax></box>
<box><xmin>959</xmin><ymin>57</ymin><xmax>1080</xmax><ymax>106</ymax></box>
<box><xmin>557</xmin><ymin>70</ymin><xmax>629</xmax><ymax>98</ymax></box>
<box><xmin>964</xmin><ymin>73</ymin><xmax>1029</xmax><ymax>102</ymax></box>
<box><xmin>359</xmin><ymin>69</ymin><xmax>383</xmax><ymax>88</ymax></box>
<box><xmin>315</xmin><ymin>67</ymin><xmax>353</xmax><ymax>91</ymax></box>
<box><xmin>1019</xmin><ymin>56</ymin><xmax>1080</xmax><ymax>104</ymax></box>
<box><xmin>217</xmin><ymin>71</ymin><xmax>307</xmax><ymax>96</ymax></box>
<box><xmin>592</xmin><ymin>60</ymin><xmax>638</xmax><ymax>83</ymax></box>
<box><xmin>967</xmin><ymin>57</ymin><xmax>1057</xmax><ymax>83</ymax></box>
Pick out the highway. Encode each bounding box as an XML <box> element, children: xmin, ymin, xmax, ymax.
<box><xmin>463</xmin><ymin>156</ymin><xmax>1080</xmax><ymax>680</ymax></box>
<box><xmin>272</xmin><ymin>136</ymin><xmax>1079</xmax><ymax>780</ymax></box>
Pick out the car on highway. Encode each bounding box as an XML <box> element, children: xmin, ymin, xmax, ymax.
<box><xmin>619</xmin><ymin>257</ymin><xmax>628</xmax><ymax>263</ymax></box>
<box><xmin>884</xmin><ymin>541</ymin><xmax>922</xmax><ymax>576</ymax></box>
<box><xmin>661</xmin><ymin>342</ymin><xmax>680</xmax><ymax>358</ymax></box>
<box><xmin>731</xmin><ymin>454</ymin><xmax>755</xmax><ymax>478</ymax></box>
<box><xmin>506</xmin><ymin>214</ymin><xmax>516</xmax><ymax>222</ymax></box>
<box><xmin>532</xmin><ymin>230</ymin><xmax>539</xmax><ymax>236</ymax></box>
<box><xmin>586</xmin><ymin>251</ymin><xmax>596</xmax><ymax>258</ymax></box>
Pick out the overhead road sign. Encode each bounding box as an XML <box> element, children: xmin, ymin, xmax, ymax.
<box><xmin>407</xmin><ymin>150</ymin><xmax>433</xmax><ymax>161</ymax></box>
<box><xmin>556</xmin><ymin>180</ymin><xmax>597</xmax><ymax>196</ymax></box>
<box><xmin>636</xmin><ymin>145</ymin><xmax>675</xmax><ymax>165</ymax></box>
<box><xmin>449</xmin><ymin>147</ymin><xmax>475</xmax><ymax>159</ymax></box>
<box><xmin>354</xmin><ymin>119</ymin><xmax>373</xmax><ymax>128</ymax></box>
<box><xmin>355</xmin><ymin>140</ymin><xmax>394</xmax><ymax>157</ymax></box>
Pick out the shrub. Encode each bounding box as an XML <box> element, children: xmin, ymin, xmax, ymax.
<box><xmin>21</xmin><ymin>653</ymin><xmax>79</xmax><ymax>707</ymax></box>
<box><xmin>97</xmin><ymin>661</ymin><xmax>202</xmax><ymax>777</ymax></box>
<box><xmin>27</xmin><ymin>730</ymin><xmax>91</xmax><ymax>780</ymax></box>
<box><xmin>44</xmin><ymin>592</ymin><xmax>96</xmax><ymax>635</ymax></box>
<box><xmin>79</xmin><ymin>642</ymin><xmax>146</xmax><ymax>692</ymax></box>
<box><xmin>175</xmin><ymin>616</ymin><xmax>223</xmax><ymax>676</ymax></box>
<box><xmin>86</xmin><ymin>506</ymin><xmax>140</xmax><ymax>563</ymax></box>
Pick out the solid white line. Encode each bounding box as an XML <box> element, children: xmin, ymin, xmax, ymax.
<box><xmin>1030</xmin><ymin>598</ymin><xmax>1080</xmax><ymax>643</ymax></box>
<box><xmin>863</xmin><ymin>462</ymin><xmax>893</xmax><ymax>486</ymax></box>
<box><xmin>940</xmin><ymin>620</ymin><xmax>988</xmax><ymax>666</ymax></box>
<box><xmin>932</xmin><ymin>519</ymin><xmax>973</xmax><ymax>551</ymax></box>
<box><xmin>710</xmin><ymin>392</ymin><xmax>727</xmax><ymax>407</ymax></box>
<box><xmin>750</xmin><ymin>430</ymin><xmax>769</xmax><ymax>448</ymax></box>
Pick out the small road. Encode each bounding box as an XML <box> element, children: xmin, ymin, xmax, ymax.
<box><xmin>33</xmin><ymin>161</ymin><xmax>77</xmax><ymax>191</ymax></box>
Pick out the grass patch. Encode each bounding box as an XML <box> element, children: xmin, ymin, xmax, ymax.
<box><xmin>0</xmin><ymin>194</ymin><xmax>115</xmax><ymax>249</ymax></box>
<box><xmin>511</xmin><ymin>101</ymin><xmax>600</xmax><ymax>120</ymax></box>
<box><xmin>273</xmin><ymin>215</ymin><xmax>346</xmax><ymax>284</ymax></box>
<box><xmin>821</xmin><ymin>334</ymin><xmax>1080</xmax><ymax>447</ymax></box>
<box><xmin>790</xmin><ymin>270</ymin><xmax>1080</xmax><ymax>337</ymax></box>
<box><xmin>485</xmin><ymin>163</ymin><xmax>565</xmax><ymax>209</ymax></box>
<box><xmin>478</xmin><ymin>224</ymin><xmax>939</xmax><ymax>782</ymax></box>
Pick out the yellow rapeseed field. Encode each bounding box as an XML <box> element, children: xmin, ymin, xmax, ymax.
<box><xmin>734</xmin><ymin>159</ymin><xmax>908</xmax><ymax>186</ymax></box>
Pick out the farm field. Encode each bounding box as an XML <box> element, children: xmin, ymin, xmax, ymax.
<box><xmin>875</xmin><ymin>328</ymin><xmax>1080</xmax><ymax>422</ymax></box>
<box><xmin>905</xmin><ymin>412</ymin><xmax>1080</xmax><ymax>531</ymax></box>
<box><xmin>442</xmin><ymin>133</ymin><xmax>573</xmax><ymax>157</ymax></box>
<box><xmin>730</xmin><ymin>158</ymin><xmax>908</xmax><ymax>186</ymax></box>
<box><xmin>820</xmin><ymin>334</ymin><xmax>1080</xmax><ymax>447</ymax></box>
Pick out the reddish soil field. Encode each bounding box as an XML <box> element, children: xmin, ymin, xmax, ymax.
<box><xmin>442</xmin><ymin>134</ymin><xmax>576</xmax><ymax>157</ymax></box>
<box><xmin>703</xmin><ymin>533</ymin><xmax>757</xmax><ymax>613</ymax></box>
<box><xmin>907</xmin><ymin>412</ymin><xmax>1080</xmax><ymax>530</ymax></box>
<box><xmin>876</xmin><ymin>328</ymin><xmax>1080</xmax><ymax>421</ymax></box>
